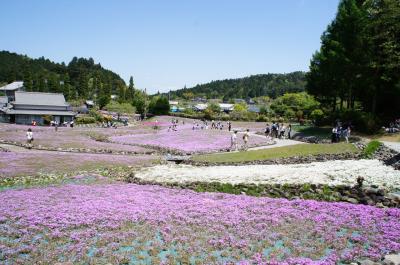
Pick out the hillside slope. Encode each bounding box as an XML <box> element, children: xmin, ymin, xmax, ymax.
<box><xmin>0</xmin><ymin>50</ymin><xmax>125</xmax><ymax>100</ymax></box>
<box><xmin>171</xmin><ymin>71</ymin><xmax>306</xmax><ymax>100</ymax></box>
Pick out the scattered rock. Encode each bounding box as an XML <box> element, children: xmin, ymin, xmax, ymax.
<box><xmin>383</xmin><ymin>254</ymin><xmax>400</xmax><ymax>265</ymax></box>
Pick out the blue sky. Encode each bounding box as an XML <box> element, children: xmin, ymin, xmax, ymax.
<box><xmin>0</xmin><ymin>0</ymin><xmax>339</xmax><ymax>93</ymax></box>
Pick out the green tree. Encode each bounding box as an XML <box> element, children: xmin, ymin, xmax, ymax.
<box><xmin>270</xmin><ymin>92</ymin><xmax>320</xmax><ymax>119</ymax></box>
<box><xmin>149</xmin><ymin>96</ymin><xmax>170</xmax><ymax>115</ymax></box>
<box><xmin>126</xmin><ymin>76</ymin><xmax>135</xmax><ymax>101</ymax></box>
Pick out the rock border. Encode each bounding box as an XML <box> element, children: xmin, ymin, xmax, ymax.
<box><xmin>125</xmin><ymin>174</ymin><xmax>400</xmax><ymax>208</ymax></box>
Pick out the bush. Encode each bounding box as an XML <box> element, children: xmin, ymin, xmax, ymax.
<box><xmin>310</xmin><ymin>109</ymin><xmax>325</xmax><ymax>125</ymax></box>
<box><xmin>362</xmin><ymin>140</ymin><xmax>382</xmax><ymax>158</ymax></box>
<box><xmin>41</xmin><ymin>115</ymin><xmax>52</xmax><ymax>125</ymax></box>
<box><xmin>76</xmin><ymin>116</ymin><xmax>96</xmax><ymax>124</ymax></box>
<box><xmin>89</xmin><ymin>109</ymin><xmax>104</xmax><ymax>122</ymax></box>
<box><xmin>256</xmin><ymin>115</ymin><xmax>268</xmax><ymax>122</ymax></box>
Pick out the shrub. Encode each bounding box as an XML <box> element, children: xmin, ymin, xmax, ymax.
<box><xmin>75</xmin><ymin>116</ymin><xmax>96</xmax><ymax>124</ymax></box>
<box><xmin>310</xmin><ymin>109</ymin><xmax>325</xmax><ymax>125</ymax></box>
<box><xmin>362</xmin><ymin>140</ymin><xmax>382</xmax><ymax>158</ymax></box>
<box><xmin>41</xmin><ymin>115</ymin><xmax>52</xmax><ymax>125</ymax></box>
<box><xmin>89</xmin><ymin>109</ymin><xmax>104</xmax><ymax>122</ymax></box>
<box><xmin>256</xmin><ymin>115</ymin><xmax>268</xmax><ymax>122</ymax></box>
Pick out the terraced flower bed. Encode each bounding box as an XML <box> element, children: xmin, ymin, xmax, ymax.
<box><xmin>0</xmin><ymin>150</ymin><xmax>155</xmax><ymax>181</ymax></box>
<box><xmin>0</xmin><ymin>123</ymin><xmax>154</xmax><ymax>154</ymax></box>
<box><xmin>111</xmin><ymin>129</ymin><xmax>268</xmax><ymax>154</ymax></box>
<box><xmin>0</xmin><ymin>183</ymin><xmax>399</xmax><ymax>264</ymax></box>
<box><xmin>133</xmin><ymin>160</ymin><xmax>400</xmax><ymax>192</ymax></box>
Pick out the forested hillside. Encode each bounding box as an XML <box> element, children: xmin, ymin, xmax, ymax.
<box><xmin>170</xmin><ymin>71</ymin><xmax>306</xmax><ymax>100</ymax></box>
<box><xmin>0</xmin><ymin>51</ymin><xmax>127</xmax><ymax>101</ymax></box>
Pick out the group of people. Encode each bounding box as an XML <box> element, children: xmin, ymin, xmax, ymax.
<box><xmin>331</xmin><ymin>122</ymin><xmax>351</xmax><ymax>143</ymax></box>
<box><xmin>192</xmin><ymin>120</ymin><xmax>208</xmax><ymax>130</ymax></box>
<box><xmin>383</xmin><ymin>118</ymin><xmax>400</xmax><ymax>133</ymax></box>
<box><xmin>211</xmin><ymin>120</ymin><xmax>226</xmax><ymax>130</ymax></box>
<box><xmin>101</xmin><ymin>121</ymin><xmax>117</xmax><ymax>129</ymax></box>
<box><xmin>230</xmin><ymin>129</ymin><xmax>250</xmax><ymax>151</ymax></box>
<box><xmin>264</xmin><ymin>123</ymin><xmax>292</xmax><ymax>142</ymax></box>
<box><xmin>168</xmin><ymin>118</ymin><xmax>180</xmax><ymax>131</ymax></box>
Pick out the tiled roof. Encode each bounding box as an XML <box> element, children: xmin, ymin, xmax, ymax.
<box><xmin>14</xmin><ymin>91</ymin><xmax>69</xmax><ymax>106</ymax></box>
<box><xmin>0</xmin><ymin>81</ymin><xmax>24</xmax><ymax>91</ymax></box>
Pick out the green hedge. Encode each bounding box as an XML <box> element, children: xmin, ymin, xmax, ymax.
<box><xmin>75</xmin><ymin>116</ymin><xmax>97</xmax><ymax>124</ymax></box>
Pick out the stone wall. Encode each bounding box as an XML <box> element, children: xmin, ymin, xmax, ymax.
<box><xmin>126</xmin><ymin>174</ymin><xmax>400</xmax><ymax>208</ymax></box>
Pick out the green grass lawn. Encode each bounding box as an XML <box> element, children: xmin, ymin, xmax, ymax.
<box><xmin>192</xmin><ymin>143</ymin><xmax>358</xmax><ymax>163</ymax></box>
<box><xmin>292</xmin><ymin>125</ymin><xmax>332</xmax><ymax>138</ymax></box>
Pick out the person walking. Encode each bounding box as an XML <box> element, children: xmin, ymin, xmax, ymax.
<box><xmin>26</xmin><ymin>128</ymin><xmax>33</xmax><ymax>149</ymax></box>
<box><xmin>345</xmin><ymin>126</ymin><xmax>351</xmax><ymax>143</ymax></box>
<box><xmin>228</xmin><ymin>121</ymin><xmax>232</xmax><ymax>132</ymax></box>
<box><xmin>280</xmin><ymin>124</ymin><xmax>286</xmax><ymax>139</ymax></box>
<box><xmin>242</xmin><ymin>129</ymin><xmax>250</xmax><ymax>151</ymax></box>
<box><xmin>287</xmin><ymin>124</ymin><xmax>292</xmax><ymax>139</ymax></box>
<box><xmin>331</xmin><ymin>127</ymin><xmax>337</xmax><ymax>143</ymax></box>
<box><xmin>265</xmin><ymin>124</ymin><xmax>271</xmax><ymax>142</ymax></box>
<box><xmin>230</xmin><ymin>130</ymin><xmax>238</xmax><ymax>151</ymax></box>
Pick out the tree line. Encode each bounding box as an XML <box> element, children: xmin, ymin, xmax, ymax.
<box><xmin>306</xmin><ymin>0</ymin><xmax>400</xmax><ymax>122</ymax></box>
<box><xmin>169</xmin><ymin>72</ymin><xmax>306</xmax><ymax>101</ymax></box>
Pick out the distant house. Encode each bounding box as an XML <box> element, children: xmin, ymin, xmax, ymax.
<box><xmin>0</xmin><ymin>96</ymin><xmax>8</xmax><ymax>108</ymax></box>
<box><xmin>169</xmin><ymin>101</ymin><xmax>179</xmax><ymax>106</ymax></box>
<box><xmin>193</xmin><ymin>103</ymin><xmax>208</xmax><ymax>111</ymax></box>
<box><xmin>85</xmin><ymin>100</ymin><xmax>95</xmax><ymax>108</ymax></box>
<box><xmin>218</xmin><ymin>103</ymin><xmax>234</xmax><ymax>113</ymax></box>
<box><xmin>192</xmin><ymin>97</ymin><xmax>207</xmax><ymax>103</ymax></box>
<box><xmin>234</xmin><ymin>98</ymin><xmax>246</xmax><ymax>104</ymax></box>
<box><xmin>0</xmin><ymin>81</ymin><xmax>24</xmax><ymax>101</ymax></box>
<box><xmin>248</xmin><ymin>105</ymin><xmax>260</xmax><ymax>113</ymax></box>
<box><xmin>0</xmin><ymin>82</ymin><xmax>76</xmax><ymax>125</ymax></box>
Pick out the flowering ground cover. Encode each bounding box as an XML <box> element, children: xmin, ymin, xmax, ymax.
<box><xmin>133</xmin><ymin>159</ymin><xmax>400</xmax><ymax>192</ymax></box>
<box><xmin>0</xmin><ymin>183</ymin><xmax>399</xmax><ymax>264</ymax></box>
<box><xmin>0</xmin><ymin>149</ymin><xmax>155</xmax><ymax>180</ymax></box>
<box><xmin>0</xmin><ymin>123</ymin><xmax>154</xmax><ymax>153</ymax></box>
<box><xmin>111</xmin><ymin>121</ymin><xmax>269</xmax><ymax>153</ymax></box>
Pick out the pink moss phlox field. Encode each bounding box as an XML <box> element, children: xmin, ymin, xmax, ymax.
<box><xmin>111</xmin><ymin>129</ymin><xmax>268</xmax><ymax>153</ymax></box>
<box><xmin>0</xmin><ymin>151</ymin><xmax>152</xmax><ymax>178</ymax></box>
<box><xmin>0</xmin><ymin>183</ymin><xmax>399</xmax><ymax>264</ymax></box>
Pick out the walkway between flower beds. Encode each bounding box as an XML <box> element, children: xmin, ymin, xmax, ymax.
<box><xmin>249</xmin><ymin>137</ymin><xmax>306</xmax><ymax>151</ymax></box>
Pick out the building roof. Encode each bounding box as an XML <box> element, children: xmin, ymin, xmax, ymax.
<box><xmin>14</xmin><ymin>91</ymin><xmax>69</xmax><ymax>106</ymax></box>
<box><xmin>248</xmin><ymin>105</ymin><xmax>260</xmax><ymax>113</ymax></box>
<box><xmin>219</xmin><ymin>103</ymin><xmax>234</xmax><ymax>110</ymax></box>
<box><xmin>193</xmin><ymin>103</ymin><xmax>208</xmax><ymax>110</ymax></box>
<box><xmin>5</xmin><ymin>109</ymin><xmax>76</xmax><ymax>116</ymax></box>
<box><xmin>85</xmin><ymin>100</ymin><xmax>94</xmax><ymax>106</ymax></box>
<box><xmin>0</xmin><ymin>81</ymin><xmax>24</xmax><ymax>91</ymax></box>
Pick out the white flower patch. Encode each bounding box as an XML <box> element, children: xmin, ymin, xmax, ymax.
<box><xmin>135</xmin><ymin>159</ymin><xmax>400</xmax><ymax>190</ymax></box>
